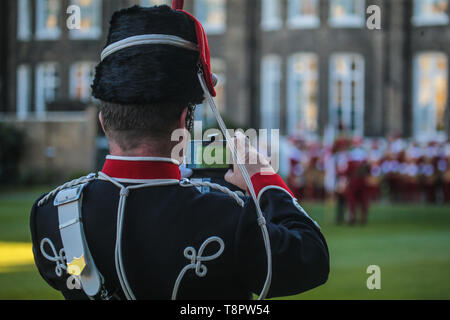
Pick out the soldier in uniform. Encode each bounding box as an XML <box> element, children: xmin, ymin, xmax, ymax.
<box><xmin>287</xmin><ymin>136</ymin><xmax>307</xmax><ymax>200</ymax></box>
<box><xmin>345</xmin><ymin>137</ymin><xmax>370</xmax><ymax>225</ymax></box>
<box><xmin>366</xmin><ymin>140</ymin><xmax>382</xmax><ymax>202</ymax></box>
<box><xmin>421</xmin><ymin>142</ymin><xmax>438</xmax><ymax>203</ymax></box>
<box><xmin>332</xmin><ymin>137</ymin><xmax>349</xmax><ymax>225</ymax></box>
<box><xmin>29</xmin><ymin>4</ymin><xmax>329</xmax><ymax>300</ymax></box>
<box><xmin>403</xmin><ymin>143</ymin><xmax>420</xmax><ymax>203</ymax></box>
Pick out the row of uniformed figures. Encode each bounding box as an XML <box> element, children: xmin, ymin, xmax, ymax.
<box><xmin>287</xmin><ymin>136</ymin><xmax>450</xmax><ymax>205</ymax></box>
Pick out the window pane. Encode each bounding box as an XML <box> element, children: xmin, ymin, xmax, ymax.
<box><xmin>329</xmin><ymin>54</ymin><xmax>365</xmax><ymax>136</ymax></box>
<box><xmin>287</xmin><ymin>54</ymin><xmax>319</xmax><ymax>136</ymax></box>
<box><xmin>17</xmin><ymin>65</ymin><xmax>31</xmax><ymax>119</ymax></box>
<box><xmin>329</xmin><ymin>0</ymin><xmax>365</xmax><ymax>28</ymax></box>
<box><xmin>195</xmin><ymin>0</ymin><xmax>226</xmax><ymax>34</ymax></box>
<box><xmin>36</xmin><ymin>0</ymin><xmax>61</xmax><ymax>39</ymax></box>
<box><xmin>35</xmin><ymin>63</ymin><xmax>60</xmax><ymax>116</ymax></box>
<box><xmin>413</xmin><ymin>0</ymin><xmax>449</xmax><ymax>26</ymax></box>
<box><xmin>262</xmin><ymin>0</ymin><xmax>282</xmax><ymax>30</ymax></box>
<box><xmin>414</xmin><ymin>53</ymin><xmax>448</xmax><ymax>140</ymax></box>
<box><xmin>17</xmin><ymin>0</ymin><xmax>31</xmax><ymax>40</ymax></box>
<box><xmin>288</xmin><ymin>0</ymin><xmax>320</xmax><ymax>28</ymax></box>
<box><xmin>70</xmin><ymin>0</ymin><xmax>102</xmax><ymax>39</ymax></box>
<box><xmin>70</xmin><ymin>62</ymin><xmax>97</xmax><ymax>102</ymax></box>
<box><xmin>261</xmin><ymin>56</ymin><xmax>281</xmax><ymax>131</ymax></box>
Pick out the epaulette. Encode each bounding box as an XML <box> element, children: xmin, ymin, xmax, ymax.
<box><xmin>37</xmin><ymin>173</ymin><xmax>97</xmax><ymax>207</ymax></box>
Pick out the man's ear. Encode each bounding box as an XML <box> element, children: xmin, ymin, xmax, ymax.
<box><xmin>178</xmin><ymin>107</ymin><xmax>188</xmax><ymax>129</ymax></box>
<box><xmin>99</xmin><ymin>112</ymin><xmax>106</xmax><ymax>134</ymax></box>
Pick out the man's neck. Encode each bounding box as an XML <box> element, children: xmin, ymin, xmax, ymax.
<box><xmin>108</xmin><ymin>142</ymin><xmax>178</xmax><ymax>160</ymax></box>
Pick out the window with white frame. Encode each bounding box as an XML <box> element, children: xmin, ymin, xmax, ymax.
<box><xmin>329</xmin><ymin>54</ymin><xmax>365</xmax><ymax>136</ymax></box>
<box><xmin>70</xmin><ymin>62</ymin><xmax>96</xmax><ymax>102</ymax></box>
<box><xmin>140</xmin><ymin>0</ymin><xmax>170</xmax><ymax>6</ymax></box>
<box><xmin>35</xmin><ymin>63</ymin><xmax>60</xmax><ymax>116</ymax></box>
<box><xmin>16</xmin><ymin>65</ymin><xmax>31</xmax><ymax>119</ymax></box>
<box><xmin>288</xmin><ymin>0</ymin><xmax>320</xmax><ymax>29</ymax></box>
<box><xmin>69</xmin><ymin>0</ymin><xmax>102</xmax><ymax>39</ymax></box>
<box><xmin>413</xmin><ymin>53</ymin><xmax>448</xmax><ymax>140</ymax></box>
<box><xmin>413</xmin><ymin>0</ymin><xmax>449</xmax><ymax>26</ymax></box>
<box><xmin>194</xmin><ymin>0</ymin><xmax>226</xmax><ymax>34</ymax></box>
<box><xmin>195</xmin><ymin>59</ymin><xmax>226</xmax><ymax>128</ymax></box>
<box><xmin>287</xmin><ymin>53</ymin><xmax>319</xmax><ymax>136</ymax></box>
<box><xmin>261</xmin><ymin>0</ymin><xmax>282</xmax><ymax>31</ymax></box>
<box><xmin>260</xmin><ymin>55</ymin><xmax>281</xmax><ymax>131</ymax></box>
<box><xmin>36</xmin><ymin>0</ymin><xmax>61</xmax><ymax>40</ymax></box>
<box><xmin>17</xmin><ymin>0</ymin><xmax>31</xmax><ymax>41</ymax></box>
<box><xmin>329</xmin><ymin>0</ymin><xmax>365</xmax><ymax>28</ymax></box>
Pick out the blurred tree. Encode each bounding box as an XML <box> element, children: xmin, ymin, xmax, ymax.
<box><xmin>0</xmin><ymin>123</ymin><xmax>24</xmax><ymax>184</ymax></box>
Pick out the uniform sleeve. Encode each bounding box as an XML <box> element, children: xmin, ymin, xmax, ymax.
<box><xmin>30</xmin><ymin>197</ymin><xmax>89</xmax><ymax>300</ymax></box>
<box><xmin>29</xmin><ymin>197</ymin><xmax>60</xmax><ymax>292</ymax></box>
<box><xmin>234</xmin><ymin>173</ymin><xmax>329</xmax><ymax>298</ymax></box>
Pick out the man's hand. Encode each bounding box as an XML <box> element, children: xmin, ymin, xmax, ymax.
<box><xmin>225</xmin><ymin>132</ymin><xmax>275</xmax><ymax>190</ymax></box>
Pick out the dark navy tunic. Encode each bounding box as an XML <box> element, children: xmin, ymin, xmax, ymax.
<box><xmin>30</xmin><ymin>157</ymin><xmax>329</xmax><ymax>300</ymax></box>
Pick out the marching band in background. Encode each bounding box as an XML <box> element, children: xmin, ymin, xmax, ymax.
<box><xmin>287</xmin><ymin>133</ymin><xmax>450</xmax><ymax>225</ymax></box>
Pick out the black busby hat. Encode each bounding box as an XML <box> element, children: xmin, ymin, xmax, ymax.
<box><xmin>92</xmin><ymin>5</ymin><xmax>205</xmax><ymax>106</ymax></box>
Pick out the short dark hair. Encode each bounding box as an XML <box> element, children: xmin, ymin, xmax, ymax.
<box><xmin>100</xmin><ymin>101</ymin><xmax>186</xmax><ymax>152</ymax></box>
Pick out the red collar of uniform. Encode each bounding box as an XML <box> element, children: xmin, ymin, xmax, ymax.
<box><xmin>101</xmin><ymin>156</ymin><xmax>181</xmax><ymax>181</ymax></box>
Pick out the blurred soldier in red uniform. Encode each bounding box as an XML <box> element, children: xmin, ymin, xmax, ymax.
<box><xmin>402</xmin><ymin>143</ymin><xmax>420</xmax><ymax>203</ymax></box>
<box><xmin>287</xmin><ymin>137</ymin><xmax>307</xmax><ymax>200</ymax></box>
<box><xmin>421</xmin><ymin>142</ymin><xmax>439</xmax><ymax>203</ymax></box>
<box><xmin>366</xmin><ymin>140</ymin><xmax>382</xmax><ymax>202</ymax></box>
<box><xmin>345</xmin><ymin>137</ymin><xmax>370</xmax><ymax>225</ymax></box>
<box><xmin>333</xmin><ymin>137</ymin><xmax>349</xmax><ymax>225</ymax></box>
<box><xmin>305</xmin><ymin>142</ymin><xmax>322</xmax><ymax>201</ymax></box>
<box><xmin>382</xmin><ymin>137</ymin><xmax>402</xmax><ymax>203</ymax></box>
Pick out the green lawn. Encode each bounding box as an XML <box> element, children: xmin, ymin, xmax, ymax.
<box><xmin>0</xmin><ymin>187</ymin><xmax>449</xmax><ymax>300</ymax></box>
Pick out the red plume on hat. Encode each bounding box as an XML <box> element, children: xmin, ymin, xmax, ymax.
<box><xmin>171</xmin><ymin>0</ymin><xmax>184</xmax><ymax>10</ymax></box>
<box><xmin>172</xmin><ymin>0</ymin><xmax>216</xmax><ymax>97</ymax></box>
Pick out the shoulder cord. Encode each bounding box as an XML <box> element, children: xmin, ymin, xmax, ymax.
<box><xmin>180</xmin><ymin>178</ymin><xmax>245</xmax><ymax>207</ymax></box>
<box><xmin>197</xmin><ymin>70</ymin><xmax>272</xmax><ymax>300</ymax></box>
<box><xmin>38</xmin><ymin>173</ymin><xmax>97</xmax><ymax>207</ymax></box>
<box><xmin>37</xmin><ymin>172</ymin><xmax>245</xmax><ymax>300</ymax></box>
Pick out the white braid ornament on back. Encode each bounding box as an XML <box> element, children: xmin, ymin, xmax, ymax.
<box><xmin>97</xmin><ymin>172</ymin><xmax>246</xmax><ymax>300</ymax></box>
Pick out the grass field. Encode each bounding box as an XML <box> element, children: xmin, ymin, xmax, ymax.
<box><xmin>0</xmin><ymin>186</ymin><xmax>449</xmax><ymax>300</ymax></box>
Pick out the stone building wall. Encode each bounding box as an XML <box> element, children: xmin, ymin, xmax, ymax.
<box><xmin>0</xmin><ymin>106</ymin><xmax>98</xmax><ymax>183</ymax></box>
